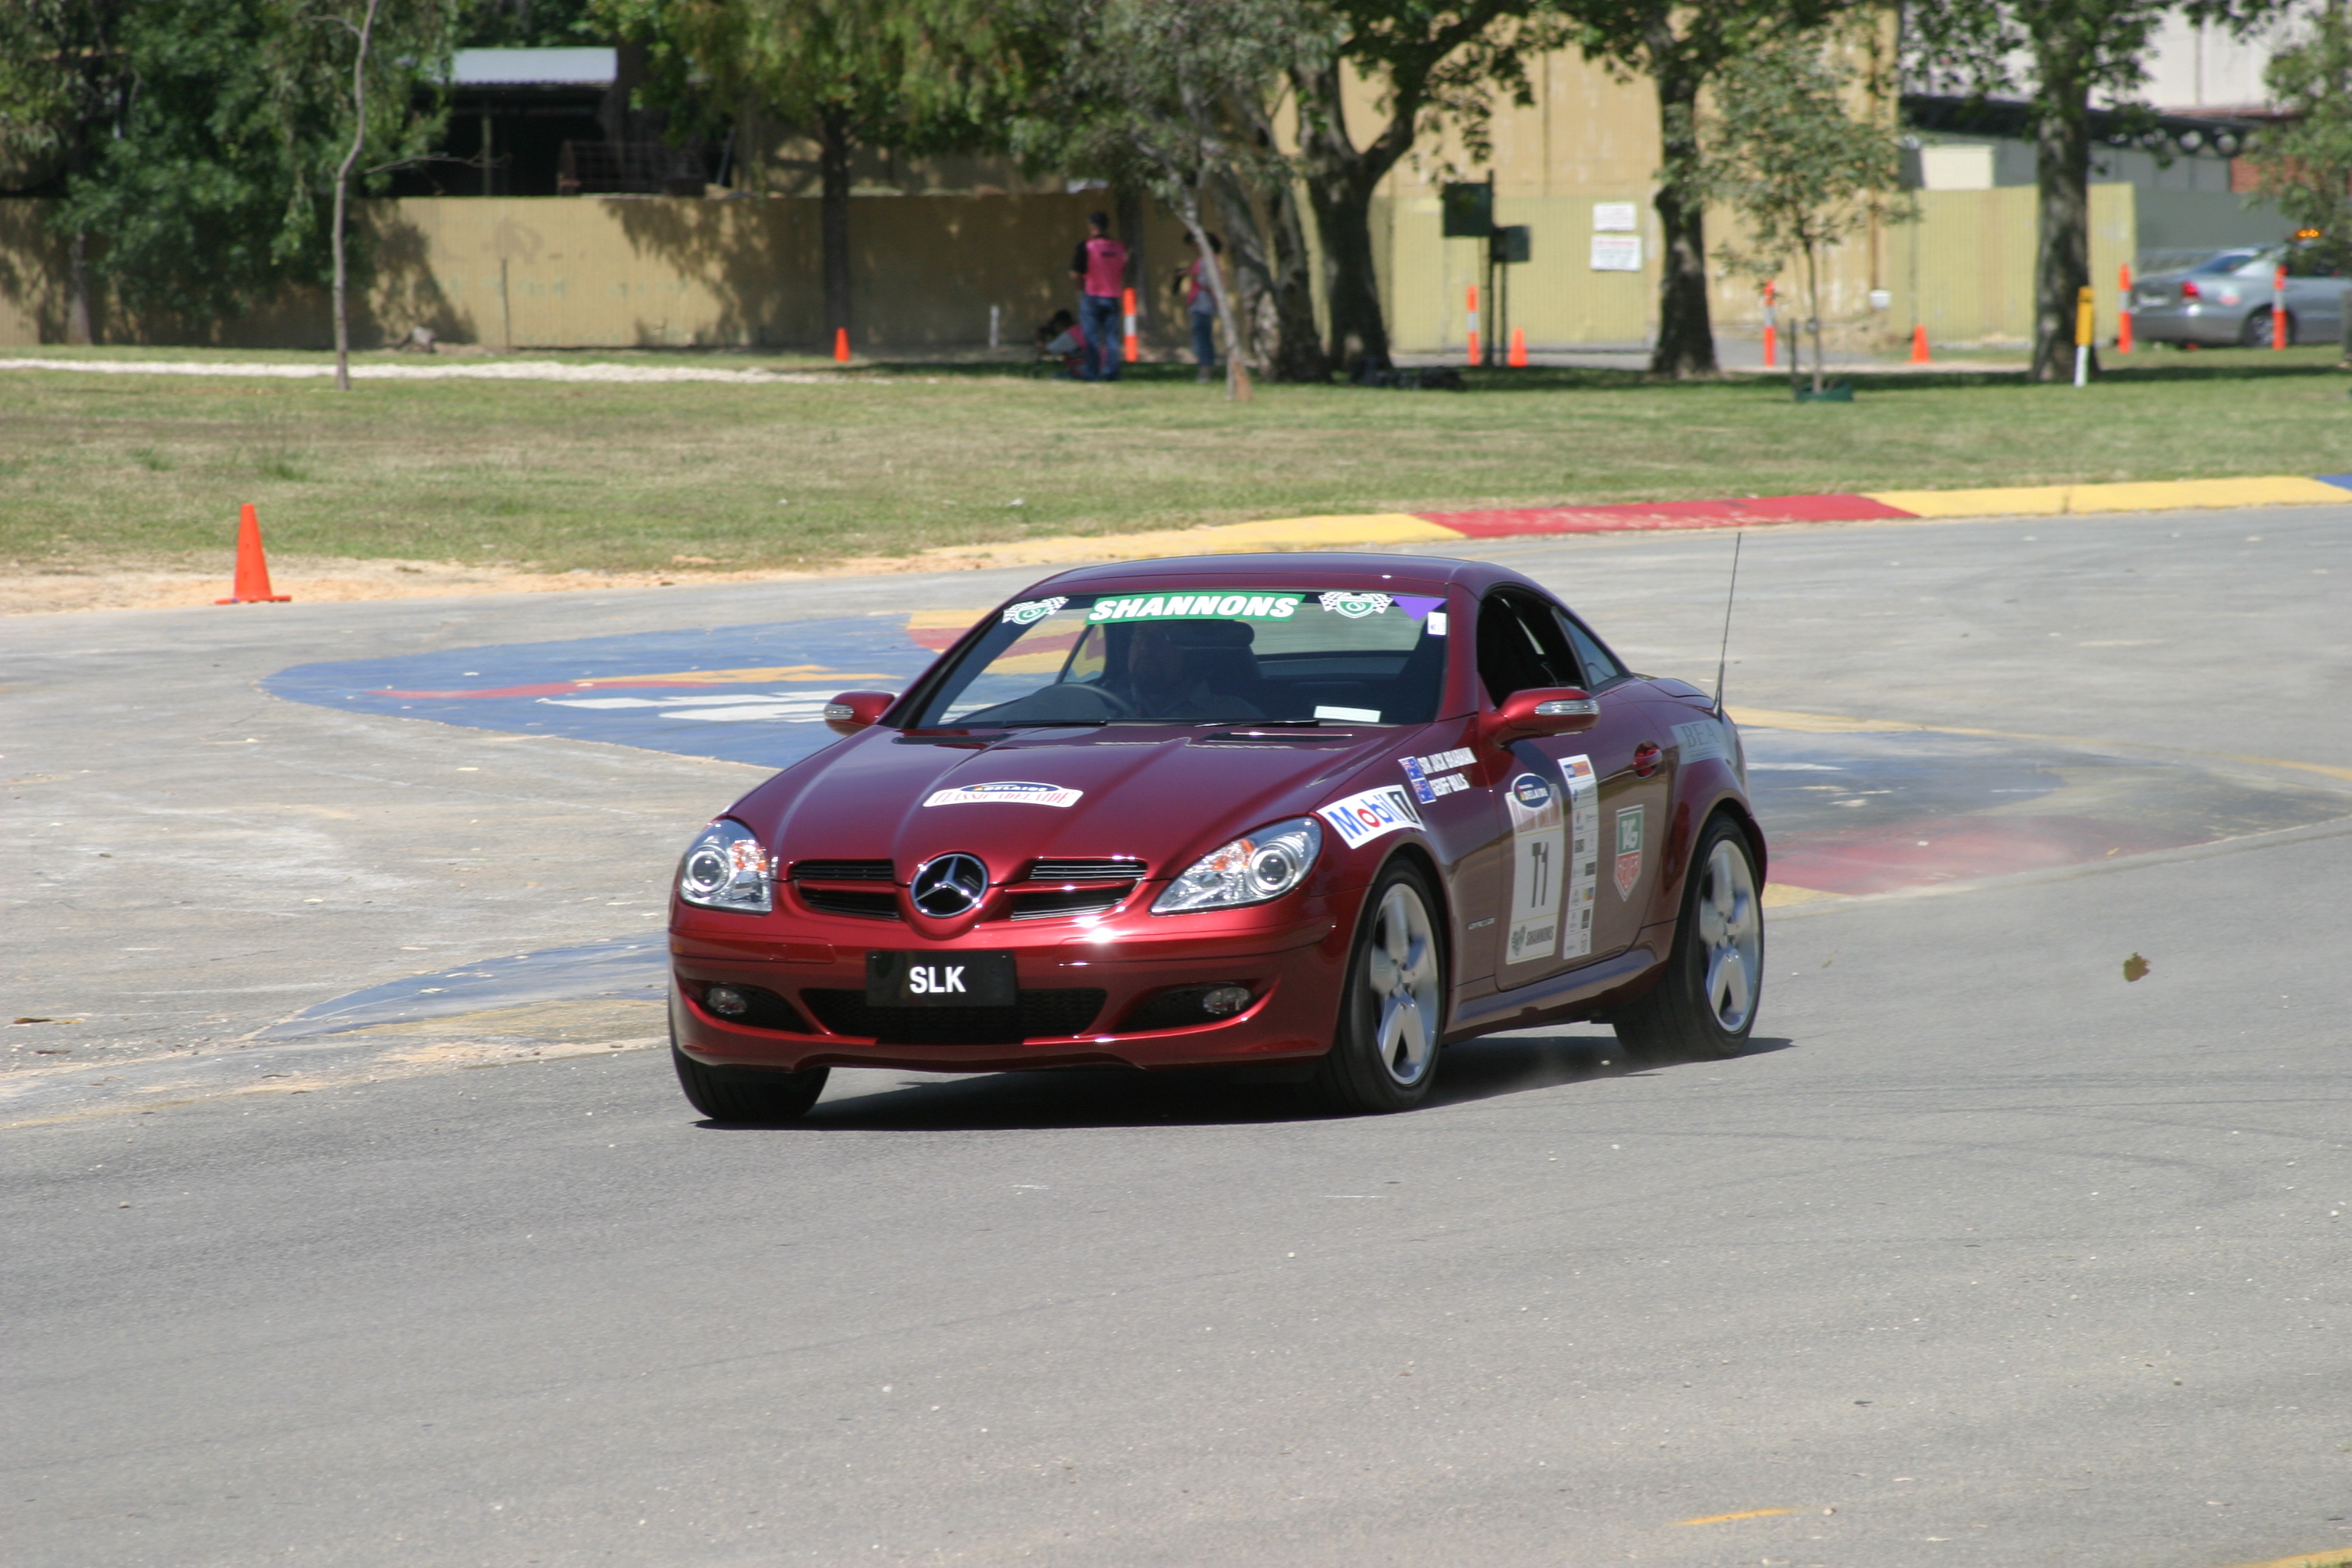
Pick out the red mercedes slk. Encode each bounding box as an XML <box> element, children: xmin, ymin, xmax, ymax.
<box><xmin>668</xmin><ymin>553</ymin><xmax>1765</xmax><ymax>1120</ymax></box>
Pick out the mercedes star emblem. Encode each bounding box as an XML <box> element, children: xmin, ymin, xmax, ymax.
<box><xmin>910</xmin><ymin>852</ymin><xmax>990</xmax><ymax>917</ymax></box>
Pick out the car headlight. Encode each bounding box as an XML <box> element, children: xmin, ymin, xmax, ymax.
<box><xmin>677</xmin><ymin>818</ymin><xmax>773</xmax><ymax>913</ymax></box>
<box><xmin>1152</xmin><ymin>817</ymin><xmax>1321</xmax><ymax>913</ymax></box>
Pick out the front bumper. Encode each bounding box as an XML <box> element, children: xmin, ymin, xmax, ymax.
<box><xmin>671</xmin><ymin>891</ymin><xmax>1359</xmax><ymax>1073</ymax></box>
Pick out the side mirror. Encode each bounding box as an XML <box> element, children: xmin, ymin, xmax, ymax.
<box><xmin>1485</xmin><ymin>686</ymin><xmax>1599</xmax><ymax>743</ymax></box>
<box><xmin>823</xmin><ymin>691</ymin><xmax>896</xmax><ymax>736</ymax></box>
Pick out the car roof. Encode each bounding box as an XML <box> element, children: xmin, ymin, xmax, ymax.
<box><xmin>1024</xmin><ymin>552</ymin><xmax>1549</xmax><ymax>599</ymax></box>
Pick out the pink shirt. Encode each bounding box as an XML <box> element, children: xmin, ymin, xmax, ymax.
<box><xmin>1076</xmin><ymin>236</ymin><xmax>1129</xmax><ymax>298</ymax></box>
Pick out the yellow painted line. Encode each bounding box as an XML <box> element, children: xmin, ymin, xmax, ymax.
<box><xmin>2203</xmin><ymin>1550</ymin><xmax>2352</xmax><ymax>1568</ymax></box>
<box><xmin>1674</xmin><ymin>1507</ymin><xmax>1802</xmax><ymax>1525</ymax></box>
<box><xmin>1196</xmin><ymin>513</ymin><xmax>1462</xmax><ymax>546</ymax></box>
<box><xmin>1726</xmin><ymin>706</ymin><xmax>2352</xmax><ymax>786</ymax></box>
<box><xmin>920</xmin><ymin>514</ymin><xmax>1462</xmax><ymax>570</ymax></box>
<box><xmin>1867</xmin><ymin>475</ymin><xmax>2347</xmax><ymax>518</ymax></box>
<box><xmin>1762</xmin><ymin>883</ymin><xmax>1839</xmax><ymax>908</ymax></box>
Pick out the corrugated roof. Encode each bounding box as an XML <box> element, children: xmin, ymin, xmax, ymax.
<box><xmin>451</xmin><ymin>47</ymin><xmax>616</xmax><ymax>87</ymax></box>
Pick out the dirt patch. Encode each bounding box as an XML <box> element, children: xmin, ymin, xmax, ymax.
<box><xmin>0</xmin><ymin>544</ymin><xmax>1100</xmax><ymax>616</ymax></box>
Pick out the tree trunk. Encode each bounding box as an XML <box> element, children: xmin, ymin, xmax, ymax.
<box><xmin>2030</xmin><ymin>66</ymin><xmax>2094</xmax><ymax>383</ymax></box>
<box><xmin>332</xmin><ymin>0</ymin><xmax>383</xmax><ymax>394</ymax></box>
<box><xmin>1803</xmin><ymin>239</ymin><xmax>1825</xmax><ymax>395</ymax></box>
<box><xmin>1263</xmin><ymin>175</ymin><xmax>1331</xmax><ymax>382</ymax></box>
<box><xmin>1292</xmin><ymin>62</ymin><xmax>1403</xmax><ymax>376</ymax></box>
<box><xmin>66</xmin><ymin>230</ymin><xmax>93</xmax><ymax>346</ymax></box>
<box><xmin>1648</xmin><ymin>59</ymin><xmax>1717</xmax><ymax>378</ymax></box>
<box><xmin>818</xmin><ymin>103</ymin><xmax>854</xmax><ymax>351</ymax></box>
<box><xmin>1209</xmin><ymin>166</ymin><xmax>1329</xmax><ymax>384</ymax></box>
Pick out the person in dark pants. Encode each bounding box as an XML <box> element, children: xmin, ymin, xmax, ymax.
<box><xmin>1174</xmin><ymin>231</ymin><xmax>1223</xmax><ymax>381</ymax></box>
<box><xmin>1069</xmin><ymin>211</ymin><xmax>1129</xmax><ymax>382</ymax></box>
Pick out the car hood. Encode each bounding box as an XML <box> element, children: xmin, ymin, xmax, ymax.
<box><xmin>733</xmin><ymin>724</ymin><xmax>1412</xmax><ymax>882</ymax></box>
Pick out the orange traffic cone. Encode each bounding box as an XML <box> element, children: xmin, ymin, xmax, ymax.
<box><xmin>1508</xmin><ymin>327</ymin><xmax>1527</xmax><ymax>368</ymax></box>
<box><xmin>832</xmin><ymin>327</ymin><xmax>851</xmax><ymax>364</ymax></box>
<box><xmin>215</xmin><ymin>503</ymin><xmax>290</xmax><ymax>604</ymax></box>
<box><xmin>1909</xmin><ymin>323</ymin><xmax>1931</xmax><ymax>364</ymax></box>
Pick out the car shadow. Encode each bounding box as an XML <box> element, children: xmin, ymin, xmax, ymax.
<box><xmin>694</xmin><ymin>1034</ymin><xmax>1796</xmax><ymax>1132</ymax></box>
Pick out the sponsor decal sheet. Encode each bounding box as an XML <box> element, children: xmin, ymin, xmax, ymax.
<box><xmin>1506</xmin><ymin>758</ymin><xmax>1602</xmax><ymax>966</ymax></box>
<box><xmin>923</xmin><ymin>781</ymin><xmax>1083</xmax><ymax>808</ymax></box>
<box><xmin>1318</xmin><ymin>785</ymin><xmax>1422</xmax><ymax>848</ymax></box>
<box><xmin>1084</xmin><ymin>590</ymin><xmax>1447</xmax><ymax>625</ymax></box>
<box><xmin>1614</xmin><ymin>805</ymin><xmax>1646</xmax><ymax>900</ymax></box>
<box><xmin>1561</xmin><ymin>756</ymin><xmax>1600</xmax><ymax>958</ymax></box>
<box><xmin>1400</xmin><ymin>746</ymin><xmax>1475</xmax><ymax>805</ymax></box>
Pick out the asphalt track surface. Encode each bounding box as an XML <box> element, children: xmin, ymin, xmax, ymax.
<box><xmin>5</xmin><ymin>508</ymin><xmax>2350</xmax><ymax>1568</ymax></box>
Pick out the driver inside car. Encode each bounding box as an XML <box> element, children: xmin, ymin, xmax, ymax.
<box><xmin>1108</xmin><ymin>619</ymin><xmax>1266</xmax><ymax>720</ymax></box>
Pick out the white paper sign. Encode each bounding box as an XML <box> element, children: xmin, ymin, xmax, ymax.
<box><xmin>1590</xmin><ymin>234</ymin><xmax>1643</xmax><ymax>272</ymax></box>
<box><xmin>1592</xmin><ymin>201</ymin><xmax>1638</xmax><ymax>232</ymax></box>
<box><xmin>1561</xmin><ymin>755</ymin><xmax>1600</xmax><ymax>959</ymax></box>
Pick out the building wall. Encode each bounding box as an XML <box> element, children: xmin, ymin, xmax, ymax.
<box><xmin>0</xmin><ymin>193</ymin><xmax>1188</xmax><ymax>351</ymax></box>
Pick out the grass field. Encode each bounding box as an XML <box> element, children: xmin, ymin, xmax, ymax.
<box><xmin>3</xmin><ymin>346</ymin><xmax>2348</xmax><ymax>579</ymax></box>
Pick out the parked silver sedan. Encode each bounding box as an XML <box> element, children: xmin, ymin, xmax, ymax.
<box><xmin>2132</xmin><ymin>245</ymin><xmax>2348</xmax><ymax>348</ymax></box>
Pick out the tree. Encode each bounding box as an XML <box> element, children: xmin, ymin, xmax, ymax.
<box><xmin>1908</xmin><ymin>0</ymin><xmax>2282</xmax><ymax>383</ymax></box>
<box><xmin>1011</xmin><ymin>0</ymin><xmax>1331</xmax><ymax>400</ymax></box>
<box><xmin>2249</xmin><ymin>0</ymin><xmax>2352</xmax><ymax>277</ymax></box>
<box><xmin>596</xmin><ymin>0</ymin><xmax>1009</xmax><ymax>351</ymax></box>
<box><xmin>1289</xmin><ymin>0</ymin><xmax>1562</xmax><ymax>375</ymax></box>
<box><xmin>0</xmin><ymin>0</ymin><xmax>132</xmax><ymax>342</ymax></box>
<box><xmin>1563</xmin><ymin>0</ymin><xmax>1855</xmax><ymax>380</ymax></box>
<box><xmin>1699</xmin><ymin>21</ymin><xmax>1912</xmax><ymax>394</ymax></box>
<box><xmin>38</xmin><ymin>0</ymin><xmax>452</xmax><ymax>338</ymax></box>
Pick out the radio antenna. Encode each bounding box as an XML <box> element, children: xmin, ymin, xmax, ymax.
<box><xmin>1710</xmin><ymin>531</ymin><xmax>1743</xmax><ymax>717</ymax></box>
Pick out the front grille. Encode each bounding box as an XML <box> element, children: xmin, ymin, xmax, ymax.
<box><xmin>792</xmin><ymin>859</ymin><xmax>894</xmax><ymax>881</ymax></box>
<box><xmin>1026</xmin><ymin>857</ymin><xmax>1146</xmax><ymax>882</ymax></box>
<box><xmin>695</xmin><ymin>983</ymin><xmax>812</xmax><ymax>1034</ymax></box>
<box><xmin>1006</xmin><ymin>885</ymin><xmax>1133</xmax><ymax>920</ymax></box>
<box><xmin>792</xmin><ymin>858</ymin><xmax>901</xmax><ymax>920</ymax></box>
<box><xmin>801</xmin><ymin>988</ymin><xmax>1106</xmax><ymax>1044</ymax></box>
<box><xmin>796</xmin><ymin>887</ymin><xmax>902</xmax><ymax>920</ymax></box>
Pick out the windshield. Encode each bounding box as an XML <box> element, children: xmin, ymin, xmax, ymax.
<box><xmin>906</xmin><ymin>588</ymin><xmax>1451</xmax><ymax>727</ymax></box>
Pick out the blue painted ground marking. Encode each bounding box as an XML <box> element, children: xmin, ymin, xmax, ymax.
<box><xmin>262</xmin><ymin>938</ymin><xmax>669</xmax><ymax>1037</ymax></box>
<box><xmin>263</xmin><ymin>611</ymin><xmax>959</xmax><ymax>768</ymax></box>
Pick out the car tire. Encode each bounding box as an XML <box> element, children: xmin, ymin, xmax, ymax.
<box><xmin>1613</xmin><ymin>814</ymin><xmax>1763</xmax><ymax>1062</ymax></box>
<box><xmin>1308</xmin><ymin>859</ymin><xmax>1448</xmax><ymax>1115</ymax></box>
<box><xmin>2239</xmin><ymin>308</ymin><xmax>2291</xmax><ymax>348</ymax></box>
<box><xmin>671</xmin><ymin>1043</ymin><xmax>829</xmax><ymax>1123</ymax></box>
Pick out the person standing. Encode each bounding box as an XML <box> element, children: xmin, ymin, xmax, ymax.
<box><xmin>1174</xmin><ymin>231</ymin><xmax>1224</xmax><ymax>382</ymax></box>
<box><xmin>1069</xmin><ymin>211</ymin><xmax>1129</xmax><ymax>383</ymax></box>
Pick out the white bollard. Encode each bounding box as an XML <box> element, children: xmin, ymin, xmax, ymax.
<box><xmin>989</xmin><ymin>304</ymin><xmax>1001</xmax><ymax>351</ymax></box>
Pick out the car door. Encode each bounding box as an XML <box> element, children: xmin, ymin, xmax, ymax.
<box><xmin>2288</xmin><ymin>252</ymin><xmax>2346</xmax><ymax>341</ymax></box>
<box><xmin>1550</xmin><ymin>604</ymin><xmax>1675</xmax><ymax>953</ymax></box>
<box><xmin>1473</xmin><ymin>590</ymin><xmax>1664</xmax><ymax>989</ymax></box>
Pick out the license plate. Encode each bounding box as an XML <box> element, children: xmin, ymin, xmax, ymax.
<box><xmin>865</xmin><ymin>950</ymin><xmax>1017</xmax><ymax>1007</ymax></box>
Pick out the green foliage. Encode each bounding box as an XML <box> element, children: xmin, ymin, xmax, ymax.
<box><xmin>45</xmin><ymin>0</ymin><xmax>457</xmax><ymax>325</ymax></box>
<box><xmin>1700</xmin><ymin>23</ymin><xmax>1911</xmax><ymax>390</ymax></box>
<box><xmin>592</xmin><ymin>0</ymin><xmax>1010</xmax><ymax>155</ymax></box>
<box><xmin>1701</xmin><ymin>27</ymin><xmax>1911</xmax><ymax>283</ymax></box>
<box><xmin>0</xmin><ymin>1</ymin><xmax>130</xmax><ymax>191</ymax></box>
<box><xmin>2252</xmin><ymin>2</ymin><xmax>2352</xmax><ymax>272</ymax></box>
<box><xmin>1008</xmin><ymin>0</ymin><xmax>1321</xmax><ymax>200</ymax></box>
<box><xmin>462</xmin><ymin>0</ymin><xmax>603</xmax><ymax>47</ymax></box>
